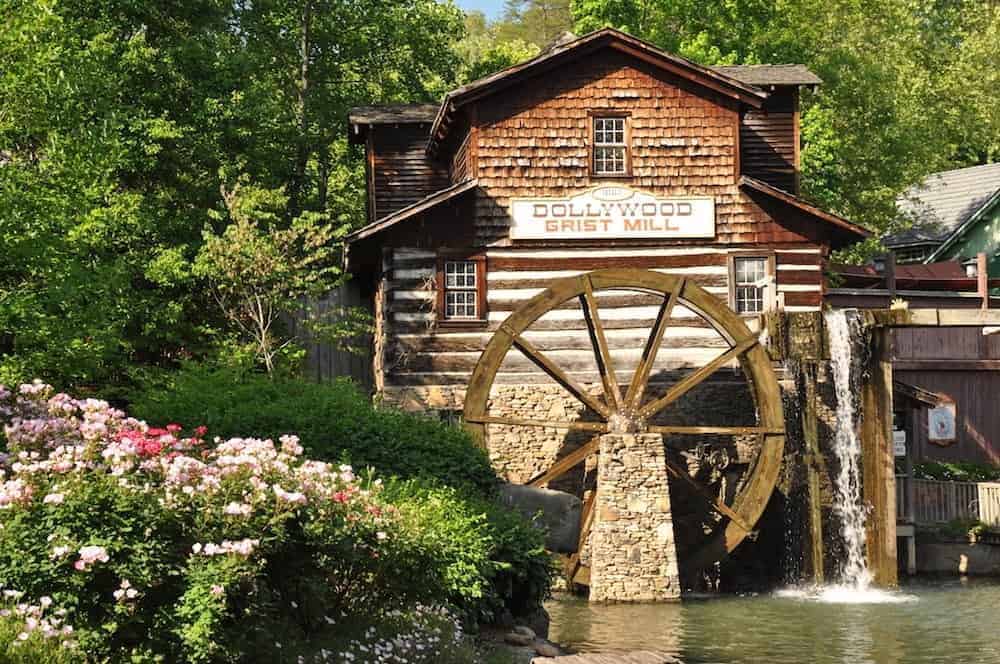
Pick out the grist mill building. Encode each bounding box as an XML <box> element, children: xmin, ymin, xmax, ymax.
<box><xmin>344</xmin><ymin>28</ymin><xmax>872</xmax><ymax>597</ymax></box>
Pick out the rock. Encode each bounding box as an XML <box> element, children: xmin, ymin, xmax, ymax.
<box><xmin>518</xmin><ymin>606</ymin><xmax>550</xmax><ymax>639</ymax></box>
<box><xmin>504</xmin><ymin>631</ymin><xmax>535</xmax><ymax>647</ymax></box>
<box><xmin>498</xmin><ymin>484</ymin><xmax>582</xmax><ymax>553</ymax></box>
<box><xmin>533</xmin><ymin>640</ymin><xmax>563</xmax><ymax>657</ymax></box>
<box><xmin>513</xmin><ymin>625</ymin><xmax>536</xmax><ymax>640</ymax></box>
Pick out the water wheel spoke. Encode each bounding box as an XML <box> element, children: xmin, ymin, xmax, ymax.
<box><xmin>506</xmin><ymin>328</ymin><xmax>611</xmax><ymax>418</ymax></box>
<box><xmin>647</xmin><ymin>425</ymin><xmax>784</xmax><ymax>436</ymax></box>
<box><xmin>624</xmin><ymin>278</ymin><xmax>685</xmax><ymax>409</ymax></box>
<box><xmin>580</xmin><ymin>276</ymin><xmax>622</xmax><ymax>412</ymax></box>
<box><xmin>527</xmin><ymin>436</ymin><xmax>600</xmax><ymax>487</ymax></box>
<box><xmin>638</xmin><ymin>335</ymin><xmax>759</xmax><ymax>420</ymax></box>
<box><xmin>463</xmin><ymin>414</ymin><xmax>609</xmax><ymax>432</ymax></box>
<box><xmin>663</xmin><ymin>456</ymin><xmax>754</xmax><ymax>533</ymax></box>
<box><xmin>568</xmin><ymin>491</ymin><xmax>596</xmax><ymax>584</ymax></box>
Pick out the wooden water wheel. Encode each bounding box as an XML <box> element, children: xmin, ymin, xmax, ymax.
<box><xmin>463</xmin><ymin>268</ymin><xmax>785</xmax><ymax>585</ymax></box>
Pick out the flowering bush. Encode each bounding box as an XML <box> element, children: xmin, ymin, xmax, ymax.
<box><xmin>0</xmin><ymin>381</ymin><xmax>451</xmax><ymax>661</ymax></box>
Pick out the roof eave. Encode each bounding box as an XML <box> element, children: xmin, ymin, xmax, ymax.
<box><xmin>739</xmin><ymin>176</ymin><xmax>872</xmax><ymax>246</ymax></box>
<box><xmin>345</xmin><ymin>179</ymin><xmax>478</xmax><ymax>245</ymax></box>
<box><xmin>925</xmin><ymin>187</ymin><xmax>1000</xmax><ymax>263</ymax></box>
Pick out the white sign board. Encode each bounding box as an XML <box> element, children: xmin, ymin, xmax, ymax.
<box><xmin>928</xmin><ymin>403</ymin><xmax>957</xmax><ymax>444</ymax></box>
<box><xmin>893</xmin><ymin>429</ymin><xmax>906</xmax><ymax>457</ymax></box>
<box><xmin>510</xmin><ymin>185</ymin><xmax>715</xmax><ymax>240</ymax></box>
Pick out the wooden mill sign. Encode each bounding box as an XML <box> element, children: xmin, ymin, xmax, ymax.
<box><xmin>510</xmin><ymin>185</ymin><xmax>715</xmax><ymax>240</ymax></box>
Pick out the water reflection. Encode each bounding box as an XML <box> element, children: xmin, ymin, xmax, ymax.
<box><xmin>546</xmin><ymin>578</ymin><xmax>1000</xmax><ymax>664</ymax></box>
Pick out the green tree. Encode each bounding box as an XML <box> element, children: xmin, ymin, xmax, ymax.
<box><xmin>496</xmin><ymin>0</ymin><xmax>574</xmax><ymax>47</ymax></box>
<box><xmin>0</xmin><ymin>0</ymin><xmax>463</xmax><ymax>390</ymax></box>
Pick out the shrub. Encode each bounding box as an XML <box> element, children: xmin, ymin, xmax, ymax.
<box><xmin>914</xmin><ymin>461</ymin><xmax>1000</xmax><ymax>482</ymax></box>
<box><xmin>386</xmin><ymin>481</ymin><xmax>555</xmax><ymax>624</ymax></box>
<box><xmin>0</xmin><ymin>381</ymin><xmax>449</xmax><ymax>661</ymax></box>
<box><xmin>130</xmin><ymin>364</ymin><xmax>498</xmax><ymax>494</ymax></box>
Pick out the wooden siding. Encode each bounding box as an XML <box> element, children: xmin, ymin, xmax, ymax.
<box><xmin>288</xmin><ymin>282</ymin><xmax>374</xmax><ymax>391</ymax></box>
<box><xmin>893</xmin><ymin>326</ymin><xmax>1000</xmax><ymax>465</ymax></box>
<box><xmin>451</xmin><ymin>129</ymin><xmax>473</xmax><ymax>182</ymax></box>
<box><xmin>470</xmin><ymin>51</ymin><xmax>812</xmax><ymax>247</ymax></box>
<box><xmin>740</xmin><ymin>89</ymin><xmax>797</xmax><ymax>193</ymax></box>
<box><xmin>380</xmin><ymin>246</ymin><xmax>821</xmax><ymax>389</ymax></box>
<box><xmin>371</xmin><ymin>124</ymin><xmax>448</xmax><ymax>221</ymax></box>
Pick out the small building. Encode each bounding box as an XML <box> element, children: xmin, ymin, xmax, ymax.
<box><xmin>345</xmin><ymin>28</ymin><xmax>868</xmax><ymax>441</ymax></box>
<box><xmin>886</xmin><ymin>162</ymin><xmax>1000</xmax><ymax>272</ymax></box>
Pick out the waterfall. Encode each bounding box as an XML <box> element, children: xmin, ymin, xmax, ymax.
<box><xmin>824</xmin><ymin>309</ymin><xmax>873</xmax><ymax>590</ymax></box>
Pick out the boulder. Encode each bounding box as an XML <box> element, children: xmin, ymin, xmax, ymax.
<box><xmin>499</xmin><ymin>484</ymin><xmax>582</xmax><ymax>553</ymax></box>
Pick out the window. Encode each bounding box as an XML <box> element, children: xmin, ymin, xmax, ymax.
<box><xmin>732</xmin><ymin>256</ymin><xmax>770</xmax><ymax>314</ymax></box>
<box><xmin>443</xmin><ymin>260</ymin><xmax>479</xmax><ymax>320</ymax></box>
<box><xmin>592</xmin><ymin>116</ymin><xmax>628</xmax><ymax>176</ymax></box>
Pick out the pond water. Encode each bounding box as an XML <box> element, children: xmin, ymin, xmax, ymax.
<box><xmin>545</xmin><ymin>577</ymin><xmax>1000</xmax><ymax>663</ymax></box>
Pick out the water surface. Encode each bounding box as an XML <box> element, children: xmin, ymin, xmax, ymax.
<box><xmin>546</xmin><ymin>577</ymin><xmax>1000</xmax><ymax>663</ymax></box>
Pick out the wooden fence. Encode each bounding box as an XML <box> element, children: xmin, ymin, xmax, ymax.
<box><xmin>897</xmin><ymin>477</ymin><xmax>1000</xmax><ymax>527</ymax></box>
<box><xmin>286</xmin><ymin>283</ymin><xmax>372</xmax><ymax>390</ymax></box>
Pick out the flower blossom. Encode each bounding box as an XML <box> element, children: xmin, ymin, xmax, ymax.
<box><xmin>74</xmin><ymin>545</ymin><xmax>109</xmax><ymax>571</ymax></box>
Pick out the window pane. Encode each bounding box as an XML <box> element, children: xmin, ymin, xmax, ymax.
<box><xmin>733</xmin><ymin>257</ymin><xmax>768</xmax><ymax>314</ymax></box>
<box><xmin>445</xmin><ymin>290</ymin><xmax>477</xmax><ymax>319</ymax></box>
<box><xmin>445</xmin><ymin>261</ymin><xmax>476</xmax><ymax>288</ymax></box>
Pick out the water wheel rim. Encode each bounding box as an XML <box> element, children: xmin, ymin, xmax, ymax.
<box><xmin>463</xmin><ymin>268</ymin><xmax>785</xmax><ymax>576</ymax></box>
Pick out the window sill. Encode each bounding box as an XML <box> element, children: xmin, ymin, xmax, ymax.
<box><xmin>590</xmin><ymin>173</ymin><xmax>633</xmax><ymax>180</ymax></box>
<box><xmin>436</xmin><ymin>319</ymin><xmax>490</xmax><ymax>331</ymax></box>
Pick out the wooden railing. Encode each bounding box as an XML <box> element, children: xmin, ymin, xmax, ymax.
<box><xmin>897</xmin><ymin>477</ymin><xmax>1000</xmax><ymax>527</ymax></box>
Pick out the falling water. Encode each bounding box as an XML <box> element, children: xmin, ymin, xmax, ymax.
<box><xmin>824</xmin><ymin>309</ymin><xmax>873</xmax><ymax>591</ymax></box>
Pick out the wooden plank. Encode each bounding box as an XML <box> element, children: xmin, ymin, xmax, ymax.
<box><xmin>464</xmin><ymin>414</ymin><xmax>608</xmax><ymax>432</ymax></box>
<box><xmin>893</xmin><ymin>360</ymin><xmax>1000</xmax><ymax>371</ymax></box>
<box><xmin>581</xmin><ymin>275</ymin><xmax>623</xmax><ymax>412</ymax></box>
<box><xmin>489</xmin><ymin>253</ymin><xmax>728</xmax><ymax>271</ymax></box>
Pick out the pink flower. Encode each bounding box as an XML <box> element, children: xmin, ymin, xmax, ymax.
<box><xmin>43</xmin><ymin>493</ymin><xmax>64</xmax><ymax>505</ymax></box>
<box><xmin>75</xmin><ymin>545</ymin><xmax>109</xmax><ymax>571</ymax></box>
<box><xmin>210</xmin><ymin>584</ymin><xmax>224</xmax><ymax>597</ymax></box>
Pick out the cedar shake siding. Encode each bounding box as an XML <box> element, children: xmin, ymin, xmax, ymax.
<box><xmin>369</xmin><ymin>124</ymin><xmax>448</xmax><ymax>221</ymax></box>
<box><xmin>740</xmin><ymin>89</ymin><xmax>798</xmax><ymax>193</ymax></box>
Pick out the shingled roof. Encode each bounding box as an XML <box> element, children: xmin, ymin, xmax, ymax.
<box><xmin>711</xmin><ymin>64</ymin><xmax>821</xmax><ymax>87</ymax></box>
<box><xmin>886</xmin><ymin>162</ymin><xmax>1000</xmax><ymax>250</ymax></box>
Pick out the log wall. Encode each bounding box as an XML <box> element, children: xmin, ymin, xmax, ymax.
<box><xmin>380</xmin><ymin>245</ymin><xmax>822</xmax><ymax>398</ymax></box>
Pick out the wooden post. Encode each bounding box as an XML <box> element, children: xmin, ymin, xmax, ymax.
<box><xmin>801</xmin><ymin>362</ymin><xmax>825</xmax><ymax>584</ymax></box>
<box><xmin>860</xmin><ymin>328</ymin><xmax>898</xmax><ymax>586</ymax></box>
<box><xmin>978</xmin><ymin>252</ymin><xmax>989</xmax><ymax>310</ymax></box>
<box><xmin>885</xmin><ymin>252</ymin><xmax>896</xmax><ymax>301</ymax></box>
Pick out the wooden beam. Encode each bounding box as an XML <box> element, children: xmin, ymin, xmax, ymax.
<box><xmin>893</xmin><ymin>359</ymin><xmax>1000</xmax><ymax>371</ymax></box>
<box><xmin>861</xmin><ymin>328</ymin><xmax>898</xmax><ymax>587</ymax></box>
<box><xmin>979</xmin><ymin>252</ymin><xmax>989</xmax><ymax>310</ymax></box>
<box><xmin>662</xmin><ymin>456</ymin><xmax>754</xmax><ymax>533</ymax></box>
<box><xmin>527</xmin><ymin>436</ymin><xmax>600</xmax><ymax>487</ymax></box>
<box><xmin>507</xmin><ymin>326</ymin><xmax>611</xmax><ymax>418</ymax></box>
<box><xmin>801</xmin><ymin>362</ymin><xmax>824</xmax><ymax>584</ymax></box>
<box><xmin>638</xmin><ymin>336</ymin><xmax>758</xmax><ymax>419</ymax></box>
<box><xmin>463</xmin><ymin>414</ymin><xmax>609</xmax><ymax>432</ymax></box>
<box><xmin>625</xmin><ymin>279</ymin><xmax>685</xmax><ymax>409</ymax></box>
<box><xmin>581</xmin><ymin>275</ymin><xmax>623</xmax><ymax>412</ymax></box>
<box><xmin>646</xmin><ymin>425</ymin><xmax>783</xmax><ymax>436</ymax></box>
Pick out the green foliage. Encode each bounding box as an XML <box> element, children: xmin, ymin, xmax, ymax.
<box><xmin>914</xmin><ymin>461</ymin><xmax>1000</xmax><ymax>483</ymax></box>
<box><xmin>193</xmin><ymin>181</ymin><xmax>366</xmax><ymax>374</ymax></box>
<box><xmin>386</xmin><ymin>481</ymin><xmax>555</xmax><ymax>624</ymax></box>
<box><xmin>130</xmin><ymin>363</ymin><xmax>499</xmax><ymax>495</ymax></box>
<box><xmin>0</xmin><ymin>0</ymin><xmax>463</xmax><ymax>391</ymax></box>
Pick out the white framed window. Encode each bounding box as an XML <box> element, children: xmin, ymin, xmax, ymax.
<box><xmin>733</xmin><ymin>256</ymin><xmax>770</xmax><ymax>314</ymax></box>
<box><xmin>443</xmin><ymin>260</ymin><xmax>478</xmax><ymax>319</ymax></box>
<box><xmin>592</xmin><ymin>116</ymin><xmax>628</xmax><ymax>176</ymax></box>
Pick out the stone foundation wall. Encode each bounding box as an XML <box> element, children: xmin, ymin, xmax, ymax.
<box><xmin>590</xmin><ymin>433</ymin><xmax>681</xmax><ymax>602</ymax></box>
<box><xmin>383</xmin><ymin>378</ymin><xmax>758</xmax><ymax>486</ymax></box>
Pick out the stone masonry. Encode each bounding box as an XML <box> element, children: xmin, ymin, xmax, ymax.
<box><xmin>590</xmin><ymin>433</ymin><xmax>681</xmax><ymax>602</ymax></box>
